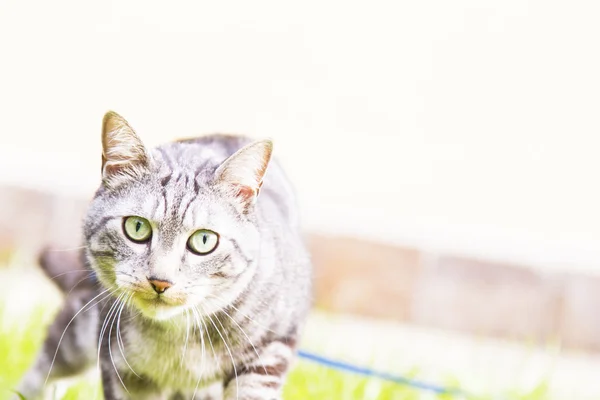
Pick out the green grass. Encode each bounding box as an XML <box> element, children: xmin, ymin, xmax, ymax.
<box><xmin>0</xmin><ymin>303</ymin><xmax>553</xmax><ymax>400</ymax></box>
<box><xmin>1</xmin><ymin>302</ymin><xmax>429</xmax><ymax>400</ymax></box>
<box><xmin>0</xmin><ymin>252</ymin><xmax>553</xmax><ymax>400</ymax></box>
<box><xmin>0</xmin><ymin>306</ymin><xmax>49</xmax><ymax>398</ymax></box>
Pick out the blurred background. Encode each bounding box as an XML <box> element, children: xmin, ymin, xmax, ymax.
<box><xmin>1</xmin><ymin>0</ymin><xmax>600</xmax><ymax>399</ymax></box>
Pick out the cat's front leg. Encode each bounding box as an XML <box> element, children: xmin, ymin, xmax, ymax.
<box><xmin>101</xmin><ymin>361</ymin><xmax>164</xmax><ymax>400</ymax></box>
<box><xmin>223</xmin><ymin>340</ymin><xmax>295</xmax><ymax>400</ymax></box>
<box><xmin>100</xmin><ymin>355</ymin><xmax>131</xmax><ymax>400</ymax></box>
<box><xmin>99</xmin><ymin>318</ymin><xmax>160</xmax><ymax>400</ymax></box>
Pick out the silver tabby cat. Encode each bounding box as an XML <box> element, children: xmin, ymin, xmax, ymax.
<box><xmin>17</xmin><ymin>111</ymin><xmax>312</xmax><ymax>399</ymax></box>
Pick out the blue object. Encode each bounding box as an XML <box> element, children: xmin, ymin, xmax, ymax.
<box><xmin>297</xmin><ymin>350</ymin><xmax>467</xmax><ymax>396</ymax></box>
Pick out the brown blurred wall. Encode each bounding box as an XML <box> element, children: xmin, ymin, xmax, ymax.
<box><xmin>1</xmin><ymin>185</ymin><xmax>599</xmax><ymax>353</ymax></box>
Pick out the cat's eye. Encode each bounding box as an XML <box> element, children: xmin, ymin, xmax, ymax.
<box><xmin>187</xmin><ymin>229</ymin><xmax>219</xmax><ymax>255</ymax></box>
<box><xmin>123</xmin><ymin>216</ymin><xmax>152</xmax><ymax>243</ymax></box>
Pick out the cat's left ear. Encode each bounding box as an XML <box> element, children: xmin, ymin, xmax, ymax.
<box><xmin>101</xmin><ymin>111</ymin><xmax>151</xmax><ymax>187</ymax></box>
<box><xmin>215</xmin><ymin>139</ymin><xmax>273</xmax><ymax>209</ymax></box>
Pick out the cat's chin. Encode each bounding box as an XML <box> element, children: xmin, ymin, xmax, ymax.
<box><xmin>133</xmin><ymin>297</ymin><xmax>187</xmax><ymax>321</ymax></box>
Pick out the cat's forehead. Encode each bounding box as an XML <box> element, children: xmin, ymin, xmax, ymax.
<box><xmin>152</xmin><ymin>141</ymin><xmax>229</xmax><ymax>174</ymax></box>
<box><xmin>103</xmin><ymin>172</ymin><xmax>239</xmax><ymax>235</ymax></box>
<box><xmin>93</xmin><ymin>137</ymin><xmax>253</xmax><ymax>232</ymax></box>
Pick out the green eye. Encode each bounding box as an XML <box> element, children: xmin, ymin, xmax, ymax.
<box><xmin>123</xmin><ymin>216</ymin><xmax>152</xmax><ymax>243</ymax></box>
<box><xmin>187</xmin><ymin>229</ymin><xmax>219</xmax><ymax>255</ymax></box>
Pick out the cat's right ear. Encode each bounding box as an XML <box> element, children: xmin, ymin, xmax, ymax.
<box><xmin>101</xmin><ymin>111</ymin><xmax>150</xmax><ymax>187</ymax></box>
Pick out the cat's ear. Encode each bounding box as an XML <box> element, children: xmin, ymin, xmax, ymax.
<box><xmin>101</xmin><ymin>111</ymin><xmax>151</xmax><ymax>186</ymax></box>
<box><xmin>215</xmin><ymin>139</ymin><xmax>273</xmax><ymax>209</ymax></box>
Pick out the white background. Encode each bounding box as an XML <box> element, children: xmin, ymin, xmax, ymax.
<box><xmin>1</xmin><ymin>0</ymin><xmax>599</xmax><ymax>273</ymax></box>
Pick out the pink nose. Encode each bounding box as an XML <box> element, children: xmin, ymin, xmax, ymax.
<box><xmin>148</xmin><ymin>278</ymin><xmax>172</xmax><ymax>294</ymax></box>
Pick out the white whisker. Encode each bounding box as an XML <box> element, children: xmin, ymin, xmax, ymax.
<box><xmin>207</xmin><ymin>294</ymin><xmax>287</xmax><ymax>337</ymax></box>
<box><xmin>117</xmin><ymin>293</ymin><xmax>140</xmax><ymax>378</ymax></box>
<box><xmin>202</xmin><ymin>306</ymin><xmax>239</xmax><ymax>400</ymax></box>
<box><xmin>46</xmin><ymin>245</ymin><xmax>89</xmax><ymax>252</ymax></box>
<box><xmin>93</xmin><ymin>290</ymin><xmax>123</xmax><ymax>400</ymax></box>
<box><xmin>190</xmin><ymin>306</ymin><xmax>207</xmax><ymax>400</ymax></box>
<box><xmin>45</xmin><ymin>288</ymin><xmax>112</xmax><ymax>385</ymax></box>
<box><xmin>107</xmin><ymin>292</ymin><xmax>129</xmax><ymax>393</ymax></box>
<box><xmin>214</xmin><ymin>301</ymin><xmax>268</xmax><ymax>377</ymax></box>
<box><xmin>65</xmin><ymin>273</ymin><xmax>98</xmax><ymax>296</ymax></box>
<box><xmin>181</xmin><ymin>308</ymin><xmax>190</xmax><ymax>367</ymax></box>
<box><xmin>47</xmin><ymin>269</ymin><xmax>93</xmax><ymax>280</ymax></box>
<box><xmin>97</xmin><ymin>292</ymin><xmax>125</xmax><ymax>387</ymax></box>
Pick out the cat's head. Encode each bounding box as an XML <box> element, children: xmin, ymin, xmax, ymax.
<box><xmin>83</xmin><ymin>111</ymin><xmax>273</xmax><ymax>320</ymax></box>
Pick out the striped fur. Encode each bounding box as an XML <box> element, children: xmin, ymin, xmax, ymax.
<box><xmin>17</xmin><ymin>112</ymin><xmax>312</xmax><ymax>400</ymax></box>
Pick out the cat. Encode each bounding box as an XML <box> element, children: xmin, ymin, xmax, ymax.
<box><xmin>16</xmin><ymin>111</ymin><xmax>313</xmax><ymax>399</ymax></box>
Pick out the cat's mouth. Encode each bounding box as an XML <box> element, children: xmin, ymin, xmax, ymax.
<box><xmin>140</xmin><ymin>296</ymin><xmax>170</xmax><ymax>306</ymax></box>
<box><xmin>129</xmin><ymin>288</ymin><xmax>187</xmax><ymax>308</ymax></box>
<box><xmin>130</xmin><ymin>292</ymin><xmax>188</xmax><ymax>320</ymax></box>
<box><xmin>136</xmin><ymin>293</ymin><xmax>185</xmax><ymax>306</ymax></box>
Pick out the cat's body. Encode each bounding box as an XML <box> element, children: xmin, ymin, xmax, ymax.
<box><xmin>18</xmin><ymin>113</ymin><xmax>312</xmax><ymax>400</ymax></box>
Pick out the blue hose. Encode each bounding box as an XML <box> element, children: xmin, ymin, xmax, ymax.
<box><xmin>297</xmin><ymin>350</ymin><xmax>467</xmax><ymax>396</ymax></box>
